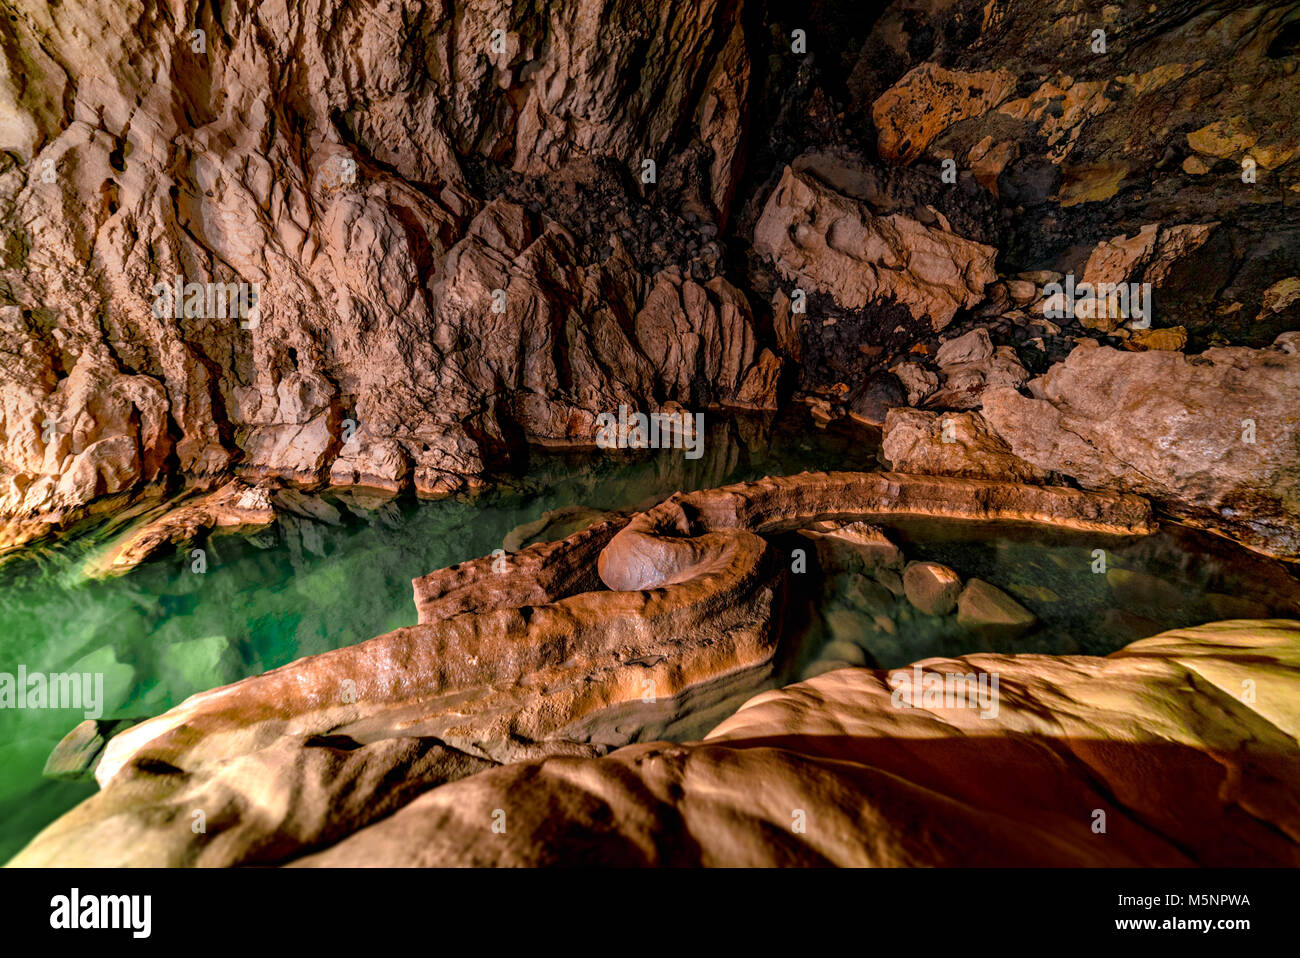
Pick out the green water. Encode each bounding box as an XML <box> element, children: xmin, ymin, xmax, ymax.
<box><xmin>788</xmin><ymin>518</ymin><xmax>1300</xmax><ymax>680</ymax></box>
<box><xmin>0</xmin><ymin>410</ymin><xmax>874</xmax><ymax>861</ymax></box>
<box><xmin>3</xmin><ymin>406</ymin><xmax>1298</xmax><ymax>863</ymax></box>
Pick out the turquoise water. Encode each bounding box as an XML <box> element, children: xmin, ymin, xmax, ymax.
<box><xmin>3</xmin><ymin>407</ymin><xmax>1298</xmax><ymax>863</ymax></box>
<box><xmin>788</xmin><ymin>517</ymin><xmax>1300</xmax><ymax>679</ymax></box>
<box><xmin>0</xmin><ymin>410</ymin><xmax>875</xmax><ymax>862</ymax></box>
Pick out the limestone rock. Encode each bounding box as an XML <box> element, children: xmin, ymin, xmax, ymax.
<box><xmin>1125</xmin><ymin>326</ymin><xmax>1188</xmax><ymax>352</ymax></box>
<box><xmin>0</xmin><ymin>0</ymin><xmax>751</xmax><ymax>542</ymax></box>
<box><xmin>930</xmin><ymin>345</ymin><xmax>1029</xmax><ymax>410</ymax></box>
<box><xmin>42</xmin><ymin>718</ymin><xmax>145</xmax><ymax>782</ymax></box>
<box><xmin>935</xmin><ymin>328</ymin><xmax>994</xmax><ymax>367</ymax></box>
<box><xmin>882</xmin><ymin>408</ymin><xmax>1050</xmax><ymax>484</ymax></box>
<box><xmin>798</xmin><ymin>520</ymin><xmax>903</xmax><ymax>573</ymax></box>
<box><xmin>271</xmin><ymin>620</ymin><xmax>1300</xmax><ymax>866</ymax></box>
<box><xmin>598</xmin><ymin>471</ymin><xmax>1154</xmax><ymax>593</ymax></box>
<box><xmin>872</xmin><ymin>64</ymin><xmax>1018</xmax><ymax>163</ymax></box>
<box><xmin>902</xmin><ymin>561</ymin><xmax>962</xmax><ymax>616</ymax></box>
<box><xmin>956</xmin><ymin>578</ymin><xmax>1037</xmax><ymax>639</ymax></box>
<box><xmin>84</xmin><ymin>480</ymin><xmax>276</xmax><ymax>577</ymax></box>
<box><xmin>753</xmin><ymin>166</ymin><xmax>998</xmax><ymax>330</ymax></box>
<box><xmin>980</xmin><ymin>345</ymin><xmax>1300</xmax><ymax>559</ymax></box>
<box><xmin>891</xmin><ymin>362</ymin><xmax>939</xmax><ymax>406</ymax></box>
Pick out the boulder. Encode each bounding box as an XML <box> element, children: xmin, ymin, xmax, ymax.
<box><xmin>882</xmin><ymin>408</ymin><xmax>1051</xmax><ymax>484</ymax></box>
<box><xmin>935</xmin><ymin>328</ymin><xmax>994</xmax><ymax>367</ymax></box>
<box><xmin>753</xmin><ymin>166</ymin><xmax>998</xmax><ymax>330</ymax></box>
<box><xmin>799</xmin><ymin>521</ymin><xmax>903</xmax><ymax>574</ymax></box>
<box><xmin>956</xmin><ymin>578</ymin><xmax>1038</xmax><ymax>639</ymax></box>
<box><xmin>902</xmin><ymin>561</ymin><xmax>962</xmax><ymax>616</ymax></box>
<box><xmin>980</xmin><ymin>344</ymin><xmax>1300</xmax><ymax>559</ymax></box>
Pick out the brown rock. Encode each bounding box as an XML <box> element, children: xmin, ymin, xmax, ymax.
<box><xmin>902</xmin><ymin>561</ymin><xmax>962</xmax><ymax>615</ymax></box>
<box><xmin>882</xmin><ymin>408</ymin><xmax>1050</xmax><ymax>484</ymax></box>
<box><xmin>266</xmin><ymin>621</ymin><xmax>1300</xmax><ymax>867</ymax></box>
<box><xmin>956</xmin><ymin>578</ymin><xmax>1037</xmax><ymax>639</ymax></box>
<box><xmin>753</xmin><ymin>166</ymin><xmax>998</xmax><ymax>330</ymax></box>
<box><xmin>598</xmin><ymin>471</ymin><xmax>1154</xmax><ymax>593</ymax></box>
<box><xmin>872</xmin><ymin>64</ymin><xmax>1017</xmax><ymax>163</ymax></box>
<box><xmin>980</xmin><ymin>345</ymin><xmax>1300</xmax><ymax>559</ymax></box>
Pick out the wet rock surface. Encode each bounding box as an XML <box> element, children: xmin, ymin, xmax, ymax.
<box><xmin>25</xmin><ymin>619</ymin><xmax>1297</xmax><ymax>867</ymax></box>
<box><xmin>1</xmin><ymin>0</ymin><xmax>1296</xmax><ymax>565</ymax></box>
<box><xmin>3</xmin><ymin>0</ymin><xmax>1300</xmax><ymax>869</ymax></box>
<box><xmin>13</xmin><ymin>469</ymin><xmax>1162</xmax><ymax>865</ymax></box>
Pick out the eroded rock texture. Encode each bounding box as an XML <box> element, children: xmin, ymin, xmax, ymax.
<box><xmin>0</xmin><ymin>0</ymin><xmax>768</xmax><ymax>551</ymax></box>
<box><xmin>20</xmin><ymin>615</ymin><xmax>1300</xmax><ymax>866</ymax></box>
<box><xmin>3</xmin><ymin>0</ymin><xmax>1299</xmax><ymax>563</ymax></box>
<box><xmin>10</xmin><ymin>470</ymin><xmax>1157</xmax><ymax>866</ymax></box>
<box><xmin>4</xmin><ymin>0</ymin><xmax>1300</xmax><ymax>869</ymax></box>
<box><xmin>288</xmin><ymin>619</ymin><xmax>1300</xmax><ymax>867</ymax></box>
<box><xmin>981</xmin><ymin>342</ymin><xmax>1300</xmax><ymax>559</ymax></box>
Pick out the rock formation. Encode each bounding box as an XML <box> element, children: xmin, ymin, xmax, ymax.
<box><xmin>280</xmin><ymin>619</ymin><xmax>1300</xmax><ymax>867</ymax></box>
<box><xmin>17</xmin><ymin>616</ymin><xmax>1300</xmax><ymax>867</ymax></box>
<box><xmin>0</xmin><ymin>0</ymin><xmax>769</xmax><ymax>554</ymax></box>
<box><xmin>3</xmin><ymin>0</ymin><xmax>1300</xmax><ymax>871</ymax></box>
<box><xmin>980</xmin><ymin>342</ymin><xmax>1300</xmax><ymax>559</ymax></box>
<box><xmin>11</xmin><ymin>470</ymin><xmax>1158</xmax><ymax>865</ymax></box>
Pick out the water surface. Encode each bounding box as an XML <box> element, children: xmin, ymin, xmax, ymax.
<box><xmin>2</xmin><ymin>409</ymin><xmax>1297</xmax><ymax>862</ymax></box>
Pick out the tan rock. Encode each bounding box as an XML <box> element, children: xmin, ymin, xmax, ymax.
<box><xmin>956</xmin><ymin>578</ymin><xmax>1037</xmax><ymax>639</ymax></box>
<box><xmin>0</xmin><ymin>0</ymin><xmax>748</xmax><ymax>540</ymax></box>
<box><xmin>872</xmin><ymin>64</ymin><xmax>1017</xmax><ymax>163</ymax></box>
<box><xmin>891</xmin><ymin>362</ymin><xmax>939</xmax><ymax>406</ymax></box>
<box><xmin>1125</xmin><ymin>326</ymin><xmax>1187</xmax><ymax>351</ymax></box>
<box><xmin>270</xmin><ymin>620</ymin><xmax>1300</xmax><ymax>867</ymax></box>
<box><xmin>980</xmin><ymin>344</ymin><xmax>1300</xmax><ymax>559</ymax></box>
<box><xmin>902</xmin><ymin>561</ymin><xmax>962</xmax><ymax>615</ymax></box>
<box><xmin>935</xmin><ymin>328</ymin><xmax>994</xmax><ymax>367</ymax></box>
<box><xmin>882</xmin><ymin>408</ymin><xmax>1051</xmax><ymax>483</ymax></box>
<box><xmin>1259</xmin><ymin>277</ymin><xmax>1300</xmax><ymax>319</ymax></box>
<box><xmin>753</xmin><ymin>166</ymin><xmax>998</xmax><ymax>330</ymax></box>
<box><xmin>1187</xmin><ymin>117</ymin><xmax>1258</xmax><ymax>158</ymax></box>
<box><xmin>84</xmin><ymin>480</ymin><xmax>276</xmax><ymax>578</ymax></box>
<box><xmin>798</xmin><ymin>520</ymin><xmax>903</xmax><ymax>573</ymax></box>
<box><xmin>598</xmin><ymin>471</ymin><xmax>1154</xmax><ymax>593</ymax></box>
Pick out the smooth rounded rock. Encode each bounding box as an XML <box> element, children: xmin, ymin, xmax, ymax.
<box><xmin>903</xmin><ymin>561</ymin><xmax>963</xmax><ymax>615</ymax></box>
<box><xmin>956</xmin><ymin>578</ymin><xmax>1038</xmax><ymax>639</ymax></box>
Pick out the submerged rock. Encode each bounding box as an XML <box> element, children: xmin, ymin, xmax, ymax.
<box><xmin>12</xmin><ymin>469</ymin><xmax>1159</xmax><ymax>866</ymax></box>
<box><xmin>956</xmin><ymin>578</ymin><xmax>1038</xmax><ymax>640</ymax></box>
<box><xmin>798</xmin><ymin>520</ymin><xmax>903</xmax><ymax>574</ymax></box>
<box><xmin>80</xmin><ymin>481</ymin><xmax>276</xmax><ymax>578</ymax></box>
<box><xmin>902</xmin><ymin>561</ymin><xmax>962</xmax><ymax>616</ymax></box>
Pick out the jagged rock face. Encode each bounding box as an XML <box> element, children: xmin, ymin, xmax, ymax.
<box><xmin>0</xmin><ymin>0</ymin><xmax>760</xmax><ymax>546</ymax></box>
<box><xmin>2</xmin><ymin>0</ymin><xmax>1297</xmax><ymax>563</ymax></box>
<box><xmin>853</xmin><ymin>0</ymin><xmax>1300</xmax><ymax>346</ymax></box>
<box><xmin>980</xmin><ymin>341</ymin><xmax>1300</xmax><ymax>559</ymax></box>
<box><xmin>753</xmin><ymin>165</ymin><xmax>998</xmax><ymax>330</ymax></box>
